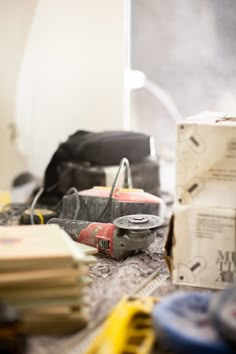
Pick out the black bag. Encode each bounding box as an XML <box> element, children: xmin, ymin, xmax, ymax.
<box><xmin>40</xmin><ymin>130</ymin><xmax>157</xmax><ymax>204</ymax></box>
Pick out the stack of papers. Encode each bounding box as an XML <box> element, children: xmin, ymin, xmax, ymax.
<box><xmin>0</xmin><ymin>224</ymin><xmax>96</xmax><ymax>335</ymax></box>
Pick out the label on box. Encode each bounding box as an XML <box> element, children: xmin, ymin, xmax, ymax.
<box><xmin>171</xmin><ymin>205</ymin><xmax>236</xmax><ymax>290</ymax></box>
<box><xmin>176</xmin><ymin>113</ymin><xmax>236</xmax><ymax>208</ymax></box>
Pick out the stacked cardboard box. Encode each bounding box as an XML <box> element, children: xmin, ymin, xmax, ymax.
<box><xmin>165</xmin><ymin>112</ymin><xmax>236</xmax><ymax>290</ymax></box>
<box><xmin>0</xmin><ymin>224</ymin><xmax>95</xmax><ymax>335</ymax></box>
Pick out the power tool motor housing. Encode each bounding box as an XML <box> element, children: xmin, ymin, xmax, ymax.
<box><xmin>60</xmin><ymin>187</ymin><xmax>163</xmax><ymax>223</ymax></box>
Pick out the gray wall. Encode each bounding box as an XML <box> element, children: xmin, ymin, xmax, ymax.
<box><xmin>131</xmin><ymin>0</ymin><xmax>236</xmax><ymax>150</ymax></box>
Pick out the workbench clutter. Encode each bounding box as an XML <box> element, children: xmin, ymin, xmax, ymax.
<box><xmin>0</xmin><ymin>224</ymin><xmax>95</xmax><ymax>337</ymax></box>
<box><xmin>49</xmin><ymin>213</ymin><xmax>164</xmax><ymax>260</ymax></box>
<box><xmin>165</xmin><ymin>112</ymin><xmax>236</xmax><ymax>289</ymax></box>
<box><xmin>16</xmin><ymin>129</ymin><xmax>164</xmax><ymax>259</ymax></box>
<box><xmin>83</xmin><ymin>285</ymin><xmax>236</xmax><ymax>354</ymax></box>
<box><xmin>85</xmin><ymin>296</ymin><xmax>159</xmax><ymax>354</ymax></box>
<box><xmin>152</xmin><ymin>285</ymin><xmax>236</xmax><ymax>354</ymax></box>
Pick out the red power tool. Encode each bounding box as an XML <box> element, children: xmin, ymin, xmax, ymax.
<box><xmin>48</xmin><ymin>214</ymin><xmax>164</xmax><ymax>259</ymax></box>
<box><xmin>60</xmin><ymin>187</ymin><xmax>164</xmax><ymax>223</ymax></box>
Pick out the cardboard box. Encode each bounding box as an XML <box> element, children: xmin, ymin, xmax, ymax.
<box><xmin>176</xmin><ymin>112</ymin><xmax>236</xmax><ymax>208</ymax></box>
<box><xmin>165</xmin><ymin>204</ymin><xmax>236</xmax><ymax>290</ymax></box>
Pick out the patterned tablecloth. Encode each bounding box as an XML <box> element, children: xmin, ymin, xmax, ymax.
<box><xmin>26</xmin><ymin>228</ymin><xmax>173</xmax><ymax>354</ymax></box>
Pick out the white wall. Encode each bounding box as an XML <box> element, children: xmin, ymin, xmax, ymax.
<box><xmin>0</xmin><ymin>0</ymin><xmax>38</xmax><ymax>188</ymax></box>
<box><xmin>16</xmin><ymin>0</ymin><xmax>129</xmax><ymax>177</ymax></box>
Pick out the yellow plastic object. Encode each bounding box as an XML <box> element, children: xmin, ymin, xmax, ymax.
<box><xmin>85</xmin><ymin>296</ymin><xmax>159</xmax><ymax>354</ymax></box>
<box><xmin>0</xmin><ymin>191</ymin><xmax>11</xmax><ymax>211</ymax></box>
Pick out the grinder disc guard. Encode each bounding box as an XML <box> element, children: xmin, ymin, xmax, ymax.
<box><xmin>113</xmin><ymin>214</ymin><xmax>164</xmax><ymax>230</ymax></box>
<box><xmin>112</xmin><ymin>214</ymin><xmax>163</xmax><ymax>259</ymax></box>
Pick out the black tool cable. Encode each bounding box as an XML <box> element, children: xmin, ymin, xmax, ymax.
<box><xmin>95</xmin><ymin>157</ymin><xmax>132</xmax><ymax>222</ymax></box>
<box><xmin>29</xmin><ymin>186</ymin><xmax>80</xmax><ymax>225</ymax></box>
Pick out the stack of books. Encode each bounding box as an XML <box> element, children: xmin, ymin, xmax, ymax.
<box><xmin>0</xmin><ymin>224</ymin><xmax>96</xmax><ymax>335</ymax></box>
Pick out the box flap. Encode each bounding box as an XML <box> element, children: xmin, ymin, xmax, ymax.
<box><xmin>164</xmin><ymin>214</ymin><xmax>175</xmax><ymax>274</ymax></box>
<box><xmin>179</xmin><ymin>111</ymin><xmax>236</xmax><ymax>126</ymax></box>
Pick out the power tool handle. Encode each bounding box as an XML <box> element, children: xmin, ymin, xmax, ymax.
<box><xmin>48</xmin><ymin>218</ymin><xmax>93</xmax><ymax>241</ymax></box>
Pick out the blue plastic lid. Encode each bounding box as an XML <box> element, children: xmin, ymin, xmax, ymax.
<box><xmin>152</xmin><ymin>292</ymin><xmax>235</xmax><ymax>354</ymax></box>
<box><xmin>210</xmin><ymin>285</ymin><xmax>236</xmax><ymax>346</ymax></box>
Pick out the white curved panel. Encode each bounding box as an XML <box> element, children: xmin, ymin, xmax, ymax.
<box><xmin>16</xmin><ymin>0</ymin><xmax>129</xmax><ymax>176</ymax></box>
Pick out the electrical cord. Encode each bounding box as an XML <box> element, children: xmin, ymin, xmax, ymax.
<box><xmin>95</xmin><ymin>157</ymin><xmax>132</xmax><ymax>221</ymax></box>
<box><xmin>0</xmin><ymin>158</ymin><xmax>132</xmax><ymax>226</ymax></box>
<box><xmin>13</xmin><ymin>157</ymin><xmax>165</xmax><ymax>226</ymax></box>
<box><xmin>30</xmin><ymin>158</ymin><xmax>132</xmax><ymax>224</ymax></box>
<box><xmin>30</xmin><ymin>187</ymin><xmax>44</xmax><ymax>225</ymax></box>
<box><xmin>28</xmin><ymin>164</ymin><xmax>81</xmax><ymax>225</ymax></box>
<box><xmin>122</xmin><ymin>157</ymin><xmax>133</xmax><ymax>189</ymax></box>
<box><xmin>95</xmin><ymin>157</ymin><xmax>167</xmax><ymax>222</ymax></box>
<box><xmin>64</xmin><ymin>187</ymin><xmax>80</xmax><ymax>220</ymax></box>
<box><xmin>29</xmin><ymin>186</ymin><xmax>80</xmax><ymax>225</ymax></box>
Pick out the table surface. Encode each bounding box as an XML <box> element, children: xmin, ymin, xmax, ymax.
<box><xmin>25</xmin><ymin>228</ymin><xmax>169</xmax><ymax>354</ymax></box>
<box><xmin>25</xmin><ymin>224</ymin><xmax>216</xmax><ymax>354</ymax></box>
<box><xmin>1</xmin><ymin>196</ymin><xmax>216</xmax><ymax>354</ymax></box>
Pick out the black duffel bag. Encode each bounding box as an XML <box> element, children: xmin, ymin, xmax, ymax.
<box><xmin>40</xmin><ymin>130</ymin><xmax>159</xmax><ymax>204</ymax></box>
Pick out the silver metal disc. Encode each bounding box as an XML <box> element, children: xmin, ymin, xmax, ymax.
<box><xmin>113</xmin><ymin>214</ymin><xmax>164</xmax><ymax>230</ymax></box>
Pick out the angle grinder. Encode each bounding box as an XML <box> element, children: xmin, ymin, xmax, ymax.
<box><xmin>48</xmin><ymin>214</ymin><xmax>164</xmax><ymax>259</ymax></box>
